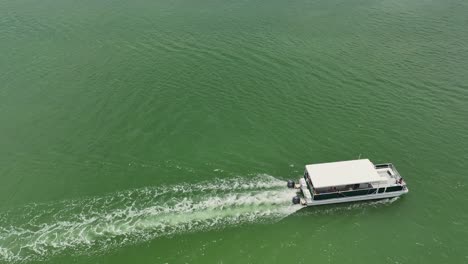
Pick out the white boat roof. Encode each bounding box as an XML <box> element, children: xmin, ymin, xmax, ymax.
<box><xmin>305</xmin><ymin>159</ymin><xmax>381</xmax><ymax>188</ymax></box>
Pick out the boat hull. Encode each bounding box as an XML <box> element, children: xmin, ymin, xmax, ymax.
<box><xmin>302</xmin><ymin>189</ymin><xmax>408</xmax><ymax>206</ymax></box>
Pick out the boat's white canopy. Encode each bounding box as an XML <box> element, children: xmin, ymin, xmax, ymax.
<box><xmin>305</xmin><ymin>159</ymin><xmax>382</xmax><ymax>189</ymax></box>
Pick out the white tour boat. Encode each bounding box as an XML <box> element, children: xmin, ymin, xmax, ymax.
<box><xmin>288</xmin><ymin>159</ymin><xmax>408</xmax><ymax>206</ymax></box>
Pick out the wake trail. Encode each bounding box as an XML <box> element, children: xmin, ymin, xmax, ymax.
<box><xmin>0</xmin><ymin>175</ymin><xmax>300</xmax><ymax>263</ymax></box>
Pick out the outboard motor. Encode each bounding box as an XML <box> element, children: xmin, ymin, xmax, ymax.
<box><xmin>292</xmin><ymin>196</ymin><xmax>300</xmax><ymax>204</ymax></box>
<box><xmin>287</xmin><ymin>180</ymin><xmax>295</xmax><ymax>188</ymax></box>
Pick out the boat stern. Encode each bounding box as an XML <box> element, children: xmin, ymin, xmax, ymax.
<box><xmin>287</xmin><ymin>178</ymin><xmax>312</xmax><ymax>206</ymax></box>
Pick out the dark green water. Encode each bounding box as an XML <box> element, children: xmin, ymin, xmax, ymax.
<box><xmin>1</xmin><ymin>0</ymin><xmax>468</xmax><ymax>263</ymax></box>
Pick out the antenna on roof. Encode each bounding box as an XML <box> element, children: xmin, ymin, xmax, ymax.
<box><xmin>358</xmin><ymin>153</ymin><xmax>362</xmax><ymax>159</ymax></box>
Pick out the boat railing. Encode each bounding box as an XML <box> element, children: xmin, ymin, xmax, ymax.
<box><xmin>376</xmin><ymin>163</ymin><xmax>402</xmax><ymax>180</ymax></box>
<box><xmin>313</xmin><ymin>185</ymin><xmax>375</xmax><ymax>195</ymax></box>
<box><xmin>313</xmin><ymin>187</ymin><xmax>378</xmax><ymax>200</ymax></box>
<box><xmin>388</xmin><ymin>163</ymin><xmax>402</xmax><ymax>178</ymax></box>
<box><xmin>313</xmin><ymin>185</ymin><xmax>404</xmax><ymax>200</ymax></box>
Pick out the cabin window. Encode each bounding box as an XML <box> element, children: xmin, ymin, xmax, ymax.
<box><xmin>306</xmin><ymin>181</ymin><xmax>314</xmax><ymax>196</ymax></box>
<box><xmin>385</xmin><ymin>186</ymin><xmax>403</xmax><ymax>192</ymax></box>
<box><xmin>303</xmin><ymin>171</ymin><xmax>310</xmax><ymax>182</ymax></box>
<box><xmin>313</xmin><ymin>192</ymin><xmax>342</xmax><ymax>200</ymax></box>
<box><xmin>378</xmin><ymin>188</ymin><xmax>385</xmax><ymax>193</ymax></box>
<box><xmin>313</xmin><ymin>188</ymin><xmax>378</xmax><ymax>200</ymax></box>
<box><xmin>342</xmin><ymin>189</ymin><xmax>371</xmax><ymax>197</ymax></box>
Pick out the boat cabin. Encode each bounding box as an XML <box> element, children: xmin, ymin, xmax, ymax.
<box><xmin>302</xmin><ymin>159</ymin><xmax>406</xmax><ymax>201</ymax></box>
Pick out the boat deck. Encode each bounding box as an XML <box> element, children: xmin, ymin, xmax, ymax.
<box><xmin>375</xmin><ymin>167</ymin><xmax>398</xmax><ymax>187</ymax></box>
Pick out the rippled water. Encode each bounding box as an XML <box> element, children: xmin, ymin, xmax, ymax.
<box><xmin>1</xmin><ymin>0</ymin><xmax>468</xmax><ymax>263</ymax></box>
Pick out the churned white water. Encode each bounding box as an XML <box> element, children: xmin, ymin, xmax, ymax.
<box><xmin>0</xmin><ymin>175</ymin><xmax>300</xmax><ymax>262</ymax></box>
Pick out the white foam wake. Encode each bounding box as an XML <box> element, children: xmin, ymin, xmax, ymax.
<box><xmin>0</xmin><ymin>175</ymin><xmax>300</xmax><ymax>263</ymax></box>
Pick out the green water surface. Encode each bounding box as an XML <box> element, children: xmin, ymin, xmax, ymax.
<box><xmin>1</xmin><ymin>0</ymin><xmax>468</xmax><ymax>263</ymax></box>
